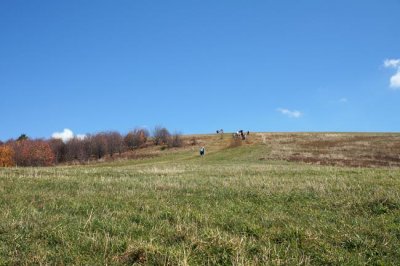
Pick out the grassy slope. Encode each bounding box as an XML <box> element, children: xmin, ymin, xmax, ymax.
<box><xmin>1</xmin><ymin>133</ymin><xmax>400</xmax><ymax>265</ymax></box>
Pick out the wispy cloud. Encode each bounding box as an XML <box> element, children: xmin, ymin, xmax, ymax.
<box><xmin>384</xmin><ymin>59</ymin><xmax>400</xmax><ymax>68</ymax></box>
<box><xmin>339</xmin><ymin>97</ymin><xmax>348</xmax><ymax>103</ymax></box>
<box><xmin>384</xmin><ymin>58</ymin><xmax>400</xmax><ymax>89</ymax></box>
<box><xmin>277</xmin><ymin>108</ymin><xmax>302</xmax><ymax>118</ymax></box>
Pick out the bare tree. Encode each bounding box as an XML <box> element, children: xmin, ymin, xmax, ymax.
<box><xmin>91</xmin><ymin>133</ymin><xmax>108</xmax><ymax>159</ymax></box>
<box><xmin>168</xmin><ymin>132</ymin><xmax>183</xmax><ymax>148</ymax></box>
<box><xmin>104</xmin><ymin>131</ymin><xmax>124</xmax><ymax>157</ymax></box>
<box><xmin>48</xmin><ymin>138</ymin><xmax>66</xmax><ymax>164</ymax></box>
<box><xmin>65</xmin><ymin>137</ymin><xmax>91</xmax><ymax>162</ymax></box>
<box><xmin>153</xmin><ymin>126</ymin><xmax>170</xmax><ymax>145</ymax></box>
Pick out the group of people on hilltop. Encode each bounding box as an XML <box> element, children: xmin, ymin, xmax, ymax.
<box><xmin>234</xmin><ymin>129</ymin><xmax>250</xmax><ymax>140</ymax></box>
<box><xmin>198</xmin><ymin>129</ymin><xmax>251</xmax><ymax>157</ymax></box>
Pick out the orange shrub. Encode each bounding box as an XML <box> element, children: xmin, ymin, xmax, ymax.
<box><xmin>0</xmin><ymin>145</ymin><xmax>14</xmax><ymax>167</ymax></box>
<box><xmin>12</xmin><ymin>140</ymin><xmax>55</xmax><ymax>167</ymax></box>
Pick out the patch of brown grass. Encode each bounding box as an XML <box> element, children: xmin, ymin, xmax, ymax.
<box><xmin>229</xmin><ymin>138</ymin><xmax>242</xmax><ymax>148</ymax></box>
<box><xmin>114</xmin><ymin>247</ymin><xmax>147</xmax><ymax>264</ymax></box>
<box><xmin>258</xmin><ymin>133</ymin><xmax>400</xmax><ymax>168</ymax></box>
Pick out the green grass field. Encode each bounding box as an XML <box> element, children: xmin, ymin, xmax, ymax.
<box><xmin>1</xmin><ymin>133</ymin><xmax>400</xmax><ymax>265</ymax></box>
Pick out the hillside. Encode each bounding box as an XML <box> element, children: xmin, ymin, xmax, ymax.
<box><xmin>1</xmin><ymin>132</ymin><xmax>400</xmax><ymax>265</ymax></box>
<box><xmin>112</xmin><ymin>132</ymin><xmax>400</xmax><ymax>168</ymax></box>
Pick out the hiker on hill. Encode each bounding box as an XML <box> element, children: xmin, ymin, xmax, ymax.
<box><xmin>199</xmin><ymin>146</ymin><xmax>205</xmax><ymax>157</ymax></box>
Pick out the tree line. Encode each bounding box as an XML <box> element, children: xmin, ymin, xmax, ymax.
<box><xmin>0</xmin><ymin>127</ymin><xmax>183</xmax><ymax>167</ymax></box>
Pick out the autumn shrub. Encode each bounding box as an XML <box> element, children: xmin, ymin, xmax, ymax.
<box><xmin>125</xmin><ymin>129</ymin><xmax>149</xmax><ymax>150</ymax></box>
<box><xmin>135</xmin><ymin>129</ymin><xmax>149</xmax><ymax>147</ymax></box>
<box><xmin>124</xmin><ymin>132</ymin><xmax>135</xmax><ymax>150</ymax></box>
<box><xmin>11</xmin><ymin>140</ymin><xmax>54</xmax><ymax>167</ymax></box>
<box><xmin>0</xmin><ymin>145</ymin><xmax>15</xmax><ymax>167</ymax></box>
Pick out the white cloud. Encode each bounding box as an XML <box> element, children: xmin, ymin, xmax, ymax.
<box><xmin>277</xmin><ymin>108</ymin><xmax>302</xmax><ymax>118</ymax></box>
<box><xmin>390</xmin><ymin>71</ymin><xmax>400</xmax><ymax>89</ymax></box>
<box><xmin>52</xmin><ymin>129</ymin><xmax>86</xmax><ymax>142</ymax></box>
<box><xmin>76</xmin><ymin>134</ymin><xmax>86</xmax><ymax>140</ymax></box>
<box><xmin>384</xmin><ymin>59</ymin><xmax>400</xmax><ymax>68</ymax></box>
<box><xmin>383</xmin><ymin>58</ymin><xmax>400</xmax><ymax>89</ymax></box>
<box><xmin>52</xmin><ymin>128</ymin><xmax>74</xmax><ymax>142</ymax></box>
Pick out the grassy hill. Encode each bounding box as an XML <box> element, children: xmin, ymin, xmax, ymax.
<box><xmin>1</xmin><ymin>132</ymin><xmax>400</xmax><ymax>265</ymax></box>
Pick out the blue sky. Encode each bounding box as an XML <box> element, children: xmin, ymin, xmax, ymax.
<box><xmin>1</xmin><ymin>1</ymin><xmax>399</xmax><ymax>140</ymax></box>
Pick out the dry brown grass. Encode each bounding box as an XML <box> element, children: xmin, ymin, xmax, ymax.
<box><xmin>257</xmin><ymin>132</ymin><xmax>400</xmax><ymax>168</ymax></box>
